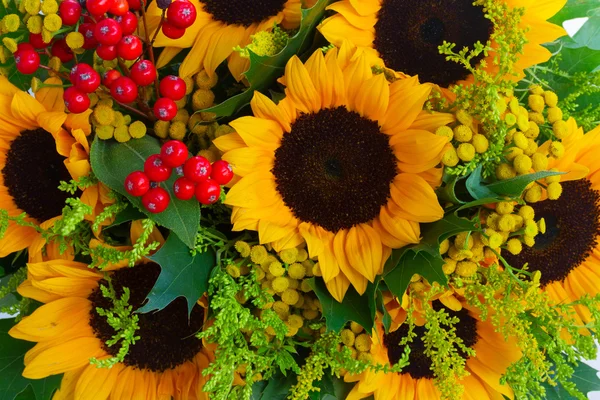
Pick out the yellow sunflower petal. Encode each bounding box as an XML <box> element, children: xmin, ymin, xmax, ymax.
<box><xmin>31</xmin><ymin>277</ymin><xmax>100</xmax><ymax>298</ymax></box>
<box><xmin>284</xmin><ymin>56</ymin><xmax>321</xmax><ymax>113</ymax></box>
<box><xmin>258</xmin><ymin>218</ymin><xmax>297</xmax><ymax>244</ymax></box>
<box><xmin>298</xmin><ymin>222</ymin><xmax>326</xmax><ymax>258</ymax></box>
<box><xmin>11</xmin><ymin>91</ymin><xmax>45</xmax><ymax>127</ymax></box>
<box><xmin>346</xmin><ymin>224</ymin><xmax>383</xmax><ymax>282</ymax></box>
<box><xmin>203</xmin><ymin>25</ymin><xmax>246</xmax><ymax>80</ymax></box>
<box><xmin>156</xmin><ymin>47</ymin><xmax>184</xmax><ymax>69</ymax></box>
<box><xmin>461</xmin><ymin>374</ymin><xmax>491</xmax><ymax>400</ymax></box>
<box><xmin>323</xmin><ymin>48</ymin><xmax>347</xmax><ymax>108</ymax></box>
<box><xmin>327</xmin><ymin>1</ymin><xmax>377</xmax><ymax>30</ymax></box>
<box><xmin>229</xmin><ymin>116</ymin><xmax>283</xmax><ymax>151</ymax></box>
<box><xmin>325</xmin><ymin>272</ymin><xmax>351</xmax><ymax>303</ymax></box>
<box><xmin>53</xmin><ymin>368</ymin><xmax>85</xmax><ymax>400</ymax></box>
<box><xmin>213</xmin><ymin>132</ymin><xmax>246</xmax><ymax>153</ymax></box>
<box><xmin>157</xmin><ymin>369</ymin><xmax>175</xmax><ymax>400</ymax></box>
<box><xmin>319</xmin><ymin>235</ymin><xmax>341</xmax><ymax>283</ymax></box>
<box><xmin>381</xmin><ymin>82</ymin><xmax>432</xmax><ymax>134</ymax></box>
<box><xmin>271</xmin><ymin>230</ymin><xmax>305</xmax><ymax>252</ymax></box>
<box><xmin>75</xmin><ymin>363</ymin><xmax>124</xmax><ymax>400</ymax></box>
<box><xmin>411</xmin><ymin>110</ymin><xmax>455</xmax><ymax>132</ymax></box>
<box><xmin>222</xmin><ymin>146</ymin><xmax>273</xmax><ymax>177</ymax></box>
<box><xmin>304</xmin><ymin>50</ymin><xmax>334</xmax><ymax>111</ymax></box>
<box><xmin>354</xmin><ymin>73</ymin><xmax>389</xmax><ymax>121</ymax></box>
<box><xmin>225</xmin><ymin>171</ymin><xmax>279</xmax><ymax>209</ymax></box>
<box><xmin>178</xmin><ymin>21</ymin><xmax>222</xmax><ymax>79</ymax></box>
<box><xmin>342</xmin><ymin>50</ymin><xmax>373</xmax><ymax>112</ymax></box>
<box><xmin>35</xmin><ymin>77</ymin><xmax>65</xmax><ymax>112</ymax></box>
<box><xmin>378</xmin><ymin>206</ymin><xmax>421</xmax><ymax>246</ymax></box>
<box><xmin>0</xmin><ymin>222</ymin><xmax>38</xmax><ymax>257</ymax></box>
<box><xmin>17</xmin><ymin>279</ymin><xmax>61</xmax><ymax>303</ymax></box>
<box><xmin>390</xmin><ymin>173</ymin><xmax>444</xmax><ymax>223</ymax></box>
<box><xmin>319</xmin><ymin>14</ymin><xmax>375</xmax><ymax>48</ymax></box>
<box><xmin>390</xmin><ymin>130</ymin><xmax>448</xmax><ymax>174</ymax></box>
<box><xmin>334</xmin><ymin>229</ymin><xmax>368</xmax><ymax>294</ymax></box>
<box><xmin>468</xmin><ymin>358</ymin><xmax>514</xmax><ymax>399</ymax></box>
<box><xmin>109</xmin><ymin>367</ymin><xmax>138</xmax><ymax>400</ymax></box>
<box><xmin>348</xmin><ymin>0</ymin><xmax>380</xmax><ymax>16</ymax></box>
<box><xmin>416</xmin><ymin>378</ymin><xmax>440</xmax><ymax>399</ymax></box>
<box><xmin>250</xmin><ymin>91</ymin><xmax>292</xmax><ymax>132</ymax></box>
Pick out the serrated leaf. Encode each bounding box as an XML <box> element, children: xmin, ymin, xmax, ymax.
<box><xmin>0</xmin><ymin>319</ymin><xmax>62</xmax><ymax>400</ymax></box>
<box><xmin>90</xmin><ymin>136</ymin><xmax>200</xmax><ymax>248</ymax></box>
<box><xmin>200</xmin><ymin>0</ymin><xmax>333</xmax><ymax>117</ymax></box>
<box><xmin>542</xmin><ymin>359</ymin><xmax>600</xmax><ymax>399</ymax></box>
<box><xmin>308</xmin><ymin>278</ymin><xmax>377</xmax><ymax>333</ymax></box>
<box><xmin>573</xmin><ymin>16</ymin><xmax>600</xmax><ymax>50</ymax></box>
<box><xmin>485</xmin><ymin>170</ymin><xmax>564</xmax><ymax>198</ymax></box>
<box><xmin>137</xmin><ymin>233</ymin><xmax>216</xmax><ymax>315</ymax></box>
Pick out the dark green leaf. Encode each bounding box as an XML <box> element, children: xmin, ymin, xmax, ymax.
<box><xmin>542</xmin><ymin>360</ymin><xmax>600</xmax><ymax>399</ymax></box>
<box><xmin>0</xmin><ymin>319</ymin><xmax>62</xmax><ymax>400</ymax></box>
<box><xmin>137</xmin><ymin>233</ymin><xmax>216</xmax><ymax>315</ymax></box>
<box><xmin>437</xmin><ymin>175</ymin><xmax>466</xmax><ymax>204</ymax></box>
<box><xmin>308</xmin><ymin>278</ymin><xmax>376</xmax><ymax>333</ymax></box>
<box><xmin>90</xmin><ymin>136</ymin><xmax>200</xmax><ymax>248</ymax></box>
<box><xmin>573</xmin><ymin>16</ymin><xmax>600</xmax><ymax>50</ymax></box>
<box><xmin>200</xmin><ymin>0</ymin><xmax>333</xmax><ymax>117</ymax></box>
<box><xmin>105</xmin><ymin>203</ymin><xmax>146</xmax><ymax>229</ymax></box>
<box><xmin>485</xmin><ymin>170</ymin><xmax>564</xmax><ymax>198</ymax></box>
<box><xmin>309</xmin><ymin>371</ymin><xmax>354</xmax><ymax>400</ymax></box>
<box><xmin>250</xmin><ymin>371</ymin><xmax>296</xmax><ymax>400</ymax></box>
<box><xmin>465</xmin><ymin>166</ymin><xmax>498</xmax><ymax>200</ymax></box>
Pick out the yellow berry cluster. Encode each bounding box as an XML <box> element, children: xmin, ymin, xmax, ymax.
<box><xmin>233</xmin><ymin>241</ymin><xmax>323</xmax><ymax>339</ymax></box>
<box><xmin>90</xmin><ymin>96</ymin><xmax>147</xmax><ymax>142</ymax></box>
<box><xmin>439</xmin><ymin>109</ymin><xmax>490</xmax><ymax>166</ymax></box>
<box><xmin>338</xmin><ymin>322</ymin><xmax>373</xmax><ymax>362</ymax></box>
<box><xmin>1</xmin><ymin>0</ymin><xmax>59</xmax><ymax>54</ymax></box>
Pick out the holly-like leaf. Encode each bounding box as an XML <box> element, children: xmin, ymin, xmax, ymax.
<box><xmin>137</xmin><ymin>233</ymin><xmax>216</xmax><ymax>315</ymax></box>
<box><xmin>250</xmin><ymin>371</ymin><xmax>296</xmax><ymax>400</ymax></box>
<box><xmin>90</xmin><ymin>136</ymin><xmax>200</xmax><ymax>248</ymax></box>
<box><xmin>542</xmin><ymin>360</ymin><xmax>600</xmax><ymax>399</ymax></box>
<box><xmin>573</xmin><ymin>16</ymin><xmax>600</xmax><ymax>50</ymax></box>
<box><xmin>308</xmin><ymin>278</ymin><xmax>377</xmax><ymax>333</ymax></box>
<box><xmin>0</xmin><ymin>319</ymin><xmax>62</xmax><ymax>400</ymax></box>
<box><xmin>308</xmin><ymin>371</ymin><xmax>355</xmax><ymax>400</ymax></box>
<box><xmin>200</xmin><ymin>0</ymin><xmax>333</xmax><ymax>117</ymax></box>
<box><xmin>106</xmin><ymin>203</ymin><xmax>146</xmax><ymax>229</ymax></box>
<box><xmin>485</xmin><ymin>170</ymin><xmax>564</xmax><ymax>198</ymax></box>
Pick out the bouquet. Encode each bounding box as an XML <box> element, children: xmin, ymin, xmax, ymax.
<box><xmin>1</xmin><ymin>0</ymin><xmax>600</xmax><ymax>399</ymax></box>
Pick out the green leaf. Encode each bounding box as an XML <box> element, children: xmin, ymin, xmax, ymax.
<box><xmin>137</xmin><ymin>233</ymin><xmax>216</xmax><ymax>315</ymax></box>
<box><xmin>106</xmin><ymin>203</ymin><xmax>146</xmax><ymax>229</ymax></box>
<box><xmin>90</xmin><ymin>136</ymin><xmax>200</xmax><ymax>248</ymax></box>
<box><xmin>573</xmin><ymin>16</ymin><xmax>600</xmax><ymax>50</ymax></box>
<box><xmin>250</xmin><ymin>371</ymin><xmax>296</xmax><ymax>400</ymax></box>
<box><xmin>309</xmin><ymin>371</ymin><xmax>355</xmax><ymax>400</ymax></box>
<box><xmin>542</xmin><ymin>361</ymin><xmax>600</xmax><ymax>399</ymax></box>
<box><xmin>0</xmin><ymin>319</ymin><xmax>62</xmax><ymax>400</ymax></box>
<box><xmin>465</xmin><ymin>166</ymin><xmax>498</xmax><ymax>200</ymax></box>
<box><xmin>200</xmin><ymin>0</ymin><xmax>333</xmax><ymax>117</ymax></box>
<box><xmin>549</xmin><ymin>0</ymin><xmax>600</xmax><ymax>25</ymax></box>
<box><xmin>485</xmin><ymin>170</ymin><xmax>564</xmax><ymax>198</ymax></box>
<box><xmin>308</xmin><ymin>278</ymin><xmax>377</xmax><ymax>333</ymax></box>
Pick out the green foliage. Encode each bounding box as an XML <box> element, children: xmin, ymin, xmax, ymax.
<box><xmin>573</xmin><ymin>16</ymin><xmax>600</xmax><ymax>51</ymax></box>
<box><xmin>199</xmin><ymin>0</ymin><xmax>333</xmax><ymax>117</ymax></box>
<box><xmin>0</xmin><ymin>268</ymin><xmax>29</xmax><ymax>317</ymax></box>
<box><xmin>250</xmin><ymin>372</ymin><xmax>296</xmax><ymax>400</ymax></box>
<box><xmin>550</xmin><ymin>0</ymin><xmax>600</xmax><ymax>26</ymax></box>
<box><xmin>90</xmin><ymin>136</ymin><xmax>200</xmax><ymax>248</ymax></box>
<box><xmin>542</xmin><ymin>359</ymin><xmax>600</xmax><ymax>399</ymax></box>
<box><xmin>137</xmin><ymin>233</ymin><xmax>216</xmax><ymax>316</ymax></box>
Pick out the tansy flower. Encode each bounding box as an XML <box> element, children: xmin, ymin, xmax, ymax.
<box><xmin>214</xmin><ymin>43</ymin><xmax>453</xmax><ymax>301</ymax></box>
<box><xmin>318</xmin><ymin>0</ymin><xmax>566</xmax><ymax>88</ymax></box>
<box><xmin>345</xmin><ymin>302</ymin><xmax>521</xmax><ymax>400</ymax></box>
<box><xmin>10</xmin><ymin>258</ymin><xmax>213</xmax><ymax>399</ymax></box>
<box><xmin>149</xmin><ymin>0</ymin><xmax>313</xmax><ymax>80</ymax></box>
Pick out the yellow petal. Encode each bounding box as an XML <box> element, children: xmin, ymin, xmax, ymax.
<box><xmin>416</xmin><ymin>378</ymin><xmax>440</xmax><ymax>400</ymax></box>
<box><xmin>319</xmin><ymin>235</ymin><xmax>341</xmax><ymax>283</ymax></box>
<box><xmin>178</xmin><ymin>22</ymin><xmax>221</xmax><ymax>79</ymax></box>
<box><xmin>319</xmin><ymin>14</ymin><xmax>374</xmax><ymax>48</ymax></box>
<box><xmin>11</xmin><ymin>91</ymin><xmax>45</xmax><ymax>127</ymax></box>
<box><xmin>229</xmin><ymin>116</ymin><xmax>282</xmax><ymax>151</ymax></box>
<box><xmin>225</xmin><ymin>171</ymin><xmax>279</xmax><ymax>208</ymax></box>
<box><xmin>75</xmin><ymin>363</ymin><xmax>124</xmax><ymax>400</ymax></box>
<box><xmin>109</xmin><ymin>367</ymin><xmax>137</xmax><ymax>400</ymax></box>
<box><xmin>203</xmin><ymin>25</ymin><xmax>246</xmax><ymax>80</ymax></box>
<box><xmin>381</xmin><ymin>82</ymin><xmax>432</xmax><ymax>134</ymax></box>
<box><xmin>323</xmin><ymin>48</ymin><xmax>347</xmax><ymax>108</ymax></box>
<box><xmin>390</xmin><ymin>130</ymin><xmax>448</xmax><ymax>174</ymax></box>
<box><xmin>325</xmin><ymin>273</ymin><xmax>351</xmax><ymax>302</ymax></box>
<box><xmin>378</xmin><ymin>205</ymin><xmax>421</xmax><ymax>245</ymax></box>
<box><xmin>342</xmin><ymin>50</ymin><xmax>373</xmax><ymax>111</ymax></box>
<box><xmin>345</xmin><ymin>224</ymin><xmax>383</xmax><ymax>282</ymax></box>
<box><xmin>390</xmin><ymin>173</ymin><xmax>444</xmax><ymax>223</ymax></box>
<box><xmin>0</xmin><ymin>222</ymin><xmax>38</xmax><ymax>257</ymax></box>
<box><xmin>327</xmin><ymin>1</ymin><xmax>377</xmax><ymax>30</ymax></box>
<box><xmin>304</xmin><ymin>50</ymin><xmax>333</xmax><ymax>111</ymax></box>
<box><xmin>213</xmin><ymin>132</ymin><xmax>246</xmax><ymax>153</ymax></box>
<box><xmin>349</xmin><ymin>0</ymin><xmax>380</xmax><ymax>16</ymax></box>
<box><xmin>410</xmin><ymin>110</ymin><xmax>455</xmax><ymax>132</ymax></box>
<box><xmin>35</xmin><ymin>77</ymin><xmax>65</xmax><ymax>112</ymax></box>
<box><xmin>53</xmin><ymin>368</ymin><xmax>85</xmax><ymax>400</ymax></box>
<box><xmin>284</xmin><ymin>56</ymin><xmax>321</xmax><ymax>113</ymax></box>
<box><xmin>32</xmin><ymin>277</ymin><xmax>99</xmax><ymax>298</ymax></box>
<box><xmin>354</xmin><ymin>73</ymin><xmax>389</xmax><ymax>121</ymax></box>
<box><xmin>250</xmin><ymin>92</ymin><xmax>292</xmax><ymax>132</ymax></box>
<box><xmin>334</xmin><ymin>229</ymin><xmax>368</xmax><ymax>294</ymax></box>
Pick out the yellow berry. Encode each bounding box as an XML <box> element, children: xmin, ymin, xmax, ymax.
<box><xmin>95</xmin><ymin>125</ymin><xmax>114</xmax><ymax>140</ymax></box>
<box><xmin>518</xmin><ymin>206</ymin><xmax>535</xmax><ymax>221</ymax></box>
<box><xmin>496</xmin><ymin>163</ymin><xmax>516</xmax><ymax>180</ymax></box>
<box><xmin>538</xmin><ymin>218</ymin><xmax>546</xmax><ymax>235</ymax></box>
<box><xmin>471</xmin><ymin>134</ymin><xmax>489</xmax><ymax>153</ymax></box>
<box><xmin>453</xmin><ymin>125</ymin><xmax>473</xmax><ymax>142</ymax></box>
<box><xmin>484</xmin><ymin>229</ymin><xmax>503</xmax><ymax>249</ymax></box>
<box><xmin>279</xmin><ymin>248</ymin><xmax>299</xmax><ymax>264</ymax></box>
<box><xmin>528</xmin><ymin>111</ymin><xmax>545</xmax><ymax>125</ymax></box>
<box><xmin>524</xmin><ymin>121</ymin><xmax>540</xmax><ymax>139</ymax></box>
<box><xmin>549</xmin><ymin>141</ymin><xmax>565</xmax><ymax>159</ymax></box>
<box><xmin>173</xmin><ymin>109</ymin><xmax>190</xmax><ymax>124</ymax></box>
<box><xmin>547</xmin><ymin>107</ymin><xmax>563</xmax><ymax>124</ymax></box>
<box><xmin>506</xmin><ymin>239</ymin><xmax>522</xmax><ymax>255</ymax></box>
<box><xmin>524</xmin><ymin>185</ymin><xmax>542</xmax><ymax>203</ymax></box>
<box><xmin>250</xmin><ymin>245</ymin><xmax>268</xmax><ymax>264</ymax></box>
<box><xmin>496</xmin><ymin>202</ymin><xmax>514</xmax><ymax>215</ymax></box>
<box><xmin>192</xmin><ymin>89</ymin><xmax>215</xmax><ymax>111</ymax></box>
<box><xmin>439</xmin><ymin>239</ymin><xmax>450</xmax><ymax>254</ymax></box>
<box><xmin>226</xmin><ymin>264</ymin><xmax>241</xmax><ymax>278</ymax></box>
<box><xmin>497</xmin><ymin>214</ymin><xmax>515</xmax><ymax>232</ymax></box>
<box><xmin>531</xmin><ymin>153</ymin><xmax>548</xmax><ymax>172</ymax></box>
<box><xmin>505</xmin><ymin>147</ymin><xmax>523</xmax><ymax>162</ymax></box>
<box><xmin>195</xmin><ymin>69</ymin><xmax>218</xmax><ymax>89</ymax></box>
<box><xmin>547</xmin><ymin>182</ymin><xmax>562</xmax><ymax>200</ymax></box>
<box><xmin>341</xmin><ymin>329</ymin><xmax>356</xmax><ymax>347</ymax></box>
<box><xmin>435</xmin><ymin>126</ymin><xmax>454</xmax><ymax>141</ymax></box>
<box><xmin>269</xmin><ymin>261</ymin><xmax>285</xmax><ymax>277</ymax></box>
<box><xmin>529</xmin><ymin>85</ymin><xmax>544</xmax><ymax>95</ymax></box>
<box><xmin>168</xmin><ymin>121</ymin><xmax>187</xmax><ymax>141</ymax></box>
<box><xmin>552</xmin><ymin>120</ymin><xmax>570</xmax><ymax>139</ymax></box>
<box><xmin>43</xmin><ymin>14</ymin><xmax>62</xmax><ymax>32</ymax></box>
<box><xmin>154</xmin><ymin>120</ymin><xmax>170</xmax><ymax>139</ymax></box>
<box><xmin>281</xmin><ymin>289</ymin><xmax>300</xmax><ymax>306</ymax></box>
<box><xmin>272</xmin><ymin>277</ymin><xmax>290</xmax><ymax>293</ymax></box>
<box><xmin>528</xmin><ymin>95</ymin><xmax>545</xmax><ymax>112</ymax></box>
<box><xmin>504</xmin><ymin>112</ymin><xmax>517</xmax><ymax>126</ymax></box>
<box><xmin>288</xmin><ymin>263</ymin><xmax>306</xmax><ymax>280</ymax></box>
<box><xmin>455</xmin><ymin>261</ymin><xmax>478</xmax><ymax>277</ymax></box>
<box><xmin>454</xmin><ymin>232</ymin><xmax>474</xmax><ymax>250</ymax></box>
<box><xmin>312</xmin><ymin>263</ymin><xmax>322</xmax><ymax>277</ymax></box>
<box><xmin>287</xmin><ymin>314</ymin><xmax>304</xmax><ymax>329</ymax></box>
<box><xmin>513</xmin><ymin>154</ymin><xmax>532</xmax><ymax>175</ymax></box>
<box><xmin>513</xmin><ymin>132</ymin><xmax>528</xmax><ymax>150</ymax></box>
<box><xmin>523</xmin><ymin>235</ymin><xmax>536</xmax><ymax>247</ymax></box>
<box><xmin>457</xmin><ymin>143</ymin><xmax>475</xmax><ymax>162</ymax></box>
<box><xmin>235</xmin><ymin>241</ymin><xmax>251</xmax><ymax>257</ymax></box>
<box><xmin>543</xmin><ymin>91</ymin><xmax>558</xmax><ymax>107</ymax></box>
<box><xmin>442</xmin><ymin>147</ymin><xmax>459</xmax><ymax>167</ymax></box>
<box><xmin>354</xmin><ymin>333</ymin><xmax>372</xmax><ymax>352</ymax></box>
<box><xmin>524</xmin><ymin>220</ymin><xmax>539</xmax><ymax>237</ymax></box>
<box><xmin>350</xmin><ymin>321</ymin><xmax>363</xmax><ymax>334</ymax></box>
<box><xmin>442</xmin><ymin>258</ymin><xmax>457</xmax><ymax>275</ymax></box>
<box><xmin>113</xmin><ymin>125</ymin><xmax>131</xmax><ymax>143</ymax></box>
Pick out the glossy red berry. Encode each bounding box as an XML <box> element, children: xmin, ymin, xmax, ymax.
<box><xmin>59</xmin><ymin>0</ymin><xmax>82</xmax><ymax>25</ymax></box>
<box><xmin>96</xmin><ymin>44</ymin><xmax>117</xmax><ymax>60</ymax></box>
<box><xmin>144</xmin><ymin>154</ymin><xmax>172</xmax><ymax>182</ymax></box>
<box><xmin>210</xmin><ymin>160</ymin><xmax>233</xmax><ymax>185</ymax></box>
<box><xmin>161</xmin><ymin>21</ymin><xmax>185</xmax><ymax>39</ymax></box>
<box><xmin>195</xmin><ymin>179</ymin><xmax>221</xmax><ymax>205</ymax></box>
<box><xmin>15</xmin><ymin>50</ymin><xmax>40</xmax><ymax>74</ymax></box>
<box><xmin>86</xmin><ymin>0</ymin><xmax>112</xmax><ymax>16</ymax></box>
<box><xmin>166</xmin><ymin>1</ymin><xmax>196</xmax><ymax>29</ymax></box>
<box><xmin>130</xmin><ymin>59</ymin><xmax>157</xmax><ymax>86</ymax></box>
<box><xmin>110</xmin><ymin>76</ymin><xmax>138</xmax><ymax>103</ymax></box>
<box><xmin>124</xmin><ymin>170</ymin><xmax>150</xmax><ymax>196</ymax></box>
<box><xmin>94</xmin><ymin>18</ymin><xmax>122</xmax><ymax>46</ymax></box>
<box><xmin>70</xmin><ymin>63</ymin><xmax>90</xmax><ymax>83</ymax></box>
<box><xmin>74</xmin><ymin>67</ymin><xmax>101</xmax><ymax>93</ymax></box>
<box><xmin>160</xmin><ymin>140</ymin><xmax>188</xmax><ymax>167</ymax></box>
<box><xmin>28</xmin><ymin>33</ymin><xmax>49</xmax><ymax>49</ymax></box>
<box><xmin>159</xmin><ymin>75</ymin><xmax>186</xmax><ymax>100</ymax></box>
<box><xmin>109</xmin><ymin>0</ymin><xmax>129</xmax><ymax>15</ymax></box>
<box><xmin>50</xmin><ymin>38</ymin><xmax>74</xmax><ymax>62</ymax></box>
<box><xmin>142</xmin><ymin>187</ymin><xmax>170</xmax><ymax>213</ymax></box>
<box><xmin>127</xmin><ymin>0</ymin><xmax>141</xmax><ymax>10</ymax></box>
<box><xmin>116</xmin><ymin>34</ymin><xmax>142</xmax><ymax>60</ymax></box>
<box><xmin>102</xmin><ymin>69</ymin><xmax>121</xmax><ymax>88</ymax></box>
<box><xmin>173</xmin><ymin>177</ymin><xmax>196</xmax><ymax>200</ymax></box>
<box><xmin>153</xmin><ymin>97</ymin><xmax>177</xmax><ymax>121</ymax></box>
<box><xmin>63</xmin><ymin>87</ymin><xmax>90</xmax><ymax>113</ymax></box>
<box><xmin>116</xmin><ymin>11</ymin><xmax>137</xmax><ymax>35</ymax></box>
<box><xmin>183</xmin><ymin>156</ymin><xmax>211</xmax><ymax>183</ymax></box>
<box><xmin>78</xmin><ymin>22</ymin><xmax>98</xmax><ymax>49</ymax></box>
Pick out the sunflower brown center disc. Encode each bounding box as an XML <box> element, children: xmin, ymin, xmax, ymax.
<box><xmin>504</xmin><ymin>179</ymin><xmax>600</xmax><ymax>287</ymax></box>
<box><xmin>89</xmin><ymin>263</ymin><xmax>205</xmax><ymax>372</ymax></box>
<box><xmin>373</xmin><ymin>0</ymin><xmax>493</xmax><ymax>86</ymax></box>
<box><xmin>200</xmin><ymin>0</ymin><xmax>288</xmax><ymax>27</ymax></box>
<box><xmin>2</xmin><ymin>129</ymin><xmax>72</xmax><ymax>223</ymax></box>
<box><xmin>272</xmin><ymin>107</ymin><xmax>397</xmax><ymax>233</ymax></box>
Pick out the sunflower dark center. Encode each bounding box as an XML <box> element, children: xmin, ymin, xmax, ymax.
<box><xmin>373</xmin><ymin>0</ymin><xmax>493</xmax><ymax>87</ymax></box>
<box><xmin>88</xmin><ymin>263</ymin><xmax>205</xmax><ymax>372</ymax></box>
<box><xmin>2</xmin><ymin>129</ymin><xmax>72</xmax><ymax>223</ymax></box>
<box><xmin>272</xmin><ymin>106</ymin><xmax>397</xmax><ymax>233</ymax></box>
<box><xmin>504</xmin><ymin>179</ymin><xmax>600</xmax><ymax>287</ymax></box>
<box><xmin>383</xmin><ymin>305</ymin><xmax>478</xmax><ymax>379</ymax></box>
<box><xmin>199</xmin><ymin>0</ymin><xmax>287</xmax><ymax>27</ymax></box>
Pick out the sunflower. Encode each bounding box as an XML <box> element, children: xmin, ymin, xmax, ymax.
<box><xmin>318</xmin><ymin>0</ymin><xmax>566</xmax><ymax>88</ymax></box>
<box><xmin>345</xmin><ymin>301</ymin><xmax>521</xmax><ymax>400</ymax></box>
<box><xmin>149</xmin><ymin>0</ymin><xmax>309</xmax><ymax>80</ymax></box>
<box><xmin>503</xmin><ymin>121</ymin><xmax>600</xmax><ymax>324</ymax></box>
<box><xmin>214</xmin><ymin>43</ymin><xmax>453</xmax><ymax>301</ymax></box>
<box><xmin>0</xmin><ymin>76</ymin><xmax>98</xmax><ymax>260</ymax></box>
<box><xmin>10</xmin><ymin>256</ymin><xmax>213</xmax><ymax>399</ymax></box>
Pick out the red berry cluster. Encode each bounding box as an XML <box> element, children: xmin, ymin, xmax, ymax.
<box><xmin>124</xmin><ymin>140</ymin><xmax>233</xmax><ymax>213</ymax></box>
<box><xmin>160</xmin><ymin>0</ymin><xmax>197</xmax><ymax>39</ymax></box>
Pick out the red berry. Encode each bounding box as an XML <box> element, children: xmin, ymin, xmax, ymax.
<box><xmin>210</xmin><ymin>160</ymin><xmax>233</xmax><ymax>185</ymax></box>
<box><xmin>195</xmin><ymin>179</ymin><xmax>221</xmax><ymax>205</ymax></box>
<box><xmin>160</xmin><ymin>140</ymin><xmax>188</xmax><ymax>167</ymax></box>
<box><xmin>116</xmin><ymin>34</ymin><xmax>142</xmax><ymax>60</ymax></box>
<box><xmin>124</xmin><ymin>170</ymin><xmax>150</xmax><ymax>196</ymax></box>
<box><xmin>15</xmin><ymin>50</ymin><xmax>40</xmax><ymax>75</ymax></box>
<box><xmin>63</xmin><ymin>87</ymin><xmax>90</xmax><ymax>113</ymax></box>
<box><xmin>86</xmin><ymin>0</ymin><xmax>112</xmax><ymax>16</ymax></box>
<box><xmin>161</xmin><ymin>21</ymin><xmax>185</xmax><ymax>39</ymax></box>
<box><xmin>153</xmin><ymin>97</ymin><xmax>177</xmax><ymax>121</ymax></box>
<box><xmin>73</xmin><ymin>65</ymin><xmax>101</xmax><ymax>93</ymax></box>
<box><xmin>78</xmin><ymin>23</ymin><xmax>98</xmax><ymax>49</ymax></box>
<box><xmin>110</xmin><ymin>76</ymin><xmax>138</xmax><ymax>103</ymax></box>
<box><xmin>142</xmin><ymin>187</ymin><xmax>170</xmax><ymax>213</ymax></box>
<box><xmin>28</xmin><ymin>33</ymin><xmax>49</xmax><ymax>49</ymax></box>
<box><xmin>50</xmin><ymin>38</ymin><xmax>73</xmax><ymax>62</ymax></box>
<box><xmin>130</xmin><ymin>59</ymin><xmax>157</xmax><ymax>86</ymax></box>
<box><xmin>95</xmin><ymin>18</ymin><xmax>122</xmax><ymax>46</ymax></box>
<box><xmin>127</xmin><ymin>0</ymin><xmax>141</xmax><ymax>10</ymax></box>
<box><xmin>116</xmin><ymin>11</ymin><xmax>137</xmax><ymax>35</ymax></box>
<box><xmin>96</xmin><ymin>44</ymin><xmax>117</xmax><ymax>60</ymax></box>
<box><xmin>159</xmin><ymin>75</ymin><xmax>186</xmax><ymax>100</ymax></box>
<box><xmin>70</xmin><ymin>63</ymin><xmax>90</xmax><ymax>83</ymax></box>
<box><xmin>166</xmin><ymin>1</ymin><xmax>196</xmax><ymax>29</ymax></box>
<box><xmin>173</xmin><ymin>177</ymin><xmax>196</xmax><ymax>200</ymax></box>
<box><xmin>144</xmin><ymin>154</ymin><xmax>172</xmax><ymax>182</ymax></box>
<box><xmin>109</xmin><ymin>0</ymin><xmax>129</xmax><ymax>15</ymax></box>
<box><xmin>102</xmin><ymin>69</ymin><xmax>121</xmax><ymax>88</ymax></box>
<box><xmin>183</xmin><ymin>156</ymin><xmax>211</xmax><ymax>183</ymax></box>
<box><xmin>59</xmin><ymin>0</ymin><xmax>82</xmax><ymax>25</ymax></box>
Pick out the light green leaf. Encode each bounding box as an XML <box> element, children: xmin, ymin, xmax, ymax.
<box><xmin>573</xmin><ymin>16</ymin><xmax>600</xmax><ymax>50</ymax></box>
<box><xmin>542</xmin><ymin>360</ymin><xmax>600</xmax><ymax>399</ymax></box>
<box><xmin>485</xmin><ymin>170</ymin><xmax>564</xmax><ymax>198</ymax></box>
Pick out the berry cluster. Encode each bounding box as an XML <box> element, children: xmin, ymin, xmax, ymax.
<box><xmin>157</xmin><ymin>0</ymin><xmax>197</xmax><ymax>39</ymax></box>
<box><xmin>124</xmin><ymin>140</ymin><xmax>233</xmax><ymax>213</ymax></box>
